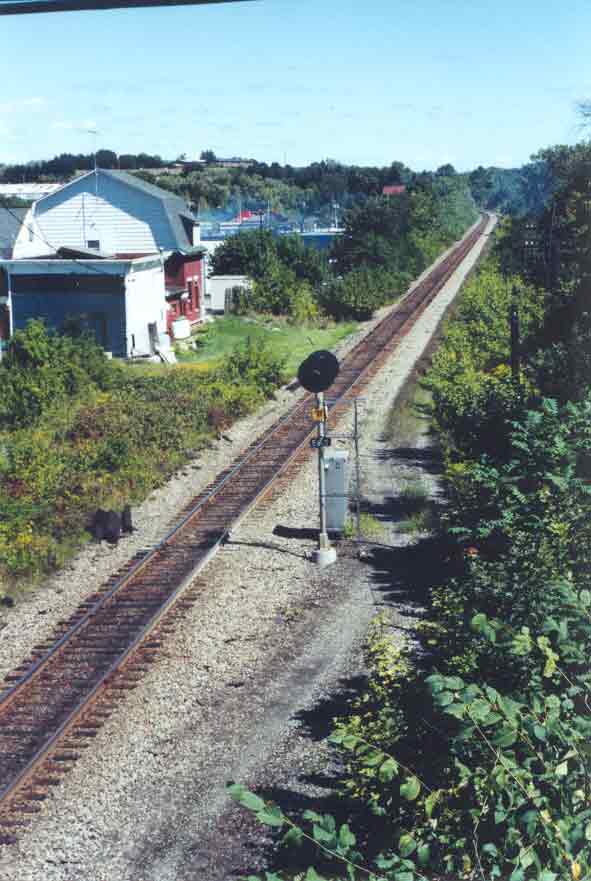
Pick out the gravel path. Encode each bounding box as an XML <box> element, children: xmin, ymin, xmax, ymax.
<box><xmin>0</xmin><ymin>216</ymin><xmax>495</xmax><ymax>881</ymax></box>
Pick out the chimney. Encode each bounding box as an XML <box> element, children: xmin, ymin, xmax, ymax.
<box><xmin>193</xmin><ymin>221</ymin><xmax>201</xmax><ymax>246</ymax></box>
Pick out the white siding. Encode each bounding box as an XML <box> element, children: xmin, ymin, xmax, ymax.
<box><xmin>12</xmin><ymin>208</ymin><xmax>48</xmax><ymax>258</ymax></box>
<box><xmin>124</xmin><ymin>261</ymin><xmax>167</xmax><ymax>356</ymax></box>
<box><xmin>13</xmin><ymin>172</ymin><xmax>176</xmax><ymax>259</ymax></box>
<box><xmin>206</xmin><ymin>275</ymin><xmax>250</xmax><ymax>313</ymax></box>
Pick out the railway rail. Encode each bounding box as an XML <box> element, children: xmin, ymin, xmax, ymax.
<box><xmin>0</xmin><ymin>214</ymin><xmax>489</xmax><ymax>843</ymax></box>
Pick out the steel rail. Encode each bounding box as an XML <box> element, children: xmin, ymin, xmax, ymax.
<box><xmin>0</xmin><ymin>214</ymin><xmax>488</xmax><ymax>829</ymax></box>
<box><xmin>0</xmin><ymin>391</ymin><xmax>314</xmax><ymax>710</ymax></box>
<box><xmin>0</xmin><ymin>214</ymin><xmax>487</xmax><ymax>712</ymax></box>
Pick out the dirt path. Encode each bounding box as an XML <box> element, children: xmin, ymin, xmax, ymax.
<box><xmin>0</xmin><ymin>216</ymin><xmax>495</xmax><ymax>881</ymax></box>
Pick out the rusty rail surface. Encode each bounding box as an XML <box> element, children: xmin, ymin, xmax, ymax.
<box><xmin>0</xmin><ymin>214</ymin><xmax>489</xmax><ymax>842</ymax></box>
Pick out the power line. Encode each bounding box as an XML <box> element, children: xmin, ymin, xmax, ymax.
<box><xmin>0</xmin><ymin>0</ymin><xmax>254</xmax><ymax>15</ymax></box>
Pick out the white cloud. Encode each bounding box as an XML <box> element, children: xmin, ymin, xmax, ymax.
<box><xmin>0</xmin><ymin>97</ymin><xmax>46</xmax><ymax>114</ymax></box>
<box><xmin>22</xmin><ymin>97</ymin><xmax>46</xmax><ymax>109</ymax></box>
<box><xmin>51</xmin><ymin>118</ymin><xmax>98</xmax><ymax>131</ymax></box>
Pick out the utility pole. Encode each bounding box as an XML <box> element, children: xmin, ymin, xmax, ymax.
<box><xmin>510</xmin><ymin>285</ymin><xmax>520</xmax><ymax>385</ymax></box>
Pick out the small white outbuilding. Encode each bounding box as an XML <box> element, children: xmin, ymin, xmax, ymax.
<box><xmin>205</xmin><ymin>275</ymin><xmax>251</xmax><ymax>314</ymax></box>
<box><xmin>1</xmin><ymin>254</ymin><xmax>168</xmax><ymax>358</ymax></box>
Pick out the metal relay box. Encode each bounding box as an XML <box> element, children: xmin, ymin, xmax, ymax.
<box><xmin>324</xmin><ymin>449</ymin><xmax>349</xmax><ymax>531</ymax></box>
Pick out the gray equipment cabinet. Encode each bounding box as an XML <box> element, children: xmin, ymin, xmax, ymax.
<box><xmin>324</xmin><ymin>450</ymin><xmax>349</xmax><ymax>531</ymax></box>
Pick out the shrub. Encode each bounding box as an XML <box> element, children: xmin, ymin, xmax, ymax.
<box><xmin>318</xmin><ymin>267</ymin><xmax>405</xmax><ymax>321</ymax></box>
<box><xmin>0</xmin><ymin>320</ymin><xmax>118</xmax><ymax>430</ymax></box>
<box><xmin>0</xmin><ymin>333</ymin><xmax>287</xmax><ymax>584</ymax></box>
<box><xmin>219</xmin><ymin>337</ymin><xmax>287</xmax><ymax>397</ymax></box>
<box><xmin>426</xmin><ymin>265</ymin><xmax>545</xmax><ymax>461</ymax></box>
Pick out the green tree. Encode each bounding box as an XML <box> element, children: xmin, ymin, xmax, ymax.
<box><xmin>436</xmin><ymin>163</ymin><xmax>456</xmax><ymax>177</ymax></box>
<box><xmin>332</xmin><ymin>195</ymin><xmax>410</xmax><ymax>273</ymax></box>
<box><xmin>94</xmin><ymin>149</ymin><xmax>118</xmax><ymax>169</ymax></box>
<box><xmin>118</xmin><ymin>154</ymin><xmax>138</xmax><ymax>170</ymax></box>
<box><xmin>210</xmin><ymin>230</ymin><xmax>276</xmax><ymax>279</ymax></box>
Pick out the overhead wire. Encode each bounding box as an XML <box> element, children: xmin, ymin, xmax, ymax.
<box><xmin>0</xmin><ymin>0</ymin><xmax>254</xmax><ymax>15</ymax></box>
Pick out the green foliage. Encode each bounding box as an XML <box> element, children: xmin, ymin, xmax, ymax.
<box><xmin>210</xmin><ymin>230</ymin><xmax>277</xmax><ymax>278</ymax></box>
<box><xmin>425</xmin><ymin>261</ymin><xmax>545</xmax><ymax>461</ymax></box>
<box><xmin>318</xmin><ymin>266</ymin><xmax>406</xmax><ymax>321</ymax></box>
<box><xmin>332</xmin><ymin>178</ymin><xmax>478</xmax><ymax>279</ymax></box>
<box><xmin>320</xmin><ymin>178</ymin><xmax>477</xmax><ymax>321</ymax></box>
<box><xmin>0</xmin><ymin>320</ymin><xmax>117</xmax><ymax>430</ymax></box>
<box><xmin>275</xmin><ymin>235</ymin><xmax>327</xmax><ymax>289</ymax></box>
<box><xmin>219</xmin><ymin>336</ymin><xmax>287</xmax><ymax>397</ymax></box>
<box><xmin>211</xmin><ymin>231</ymin><xmax>327</xmax><ymax>321</ymax></box>
<box><xmin>230</xmin><ymin>174</ymin><xmax>591</xmax><ymax>881</ymax></box>
<box><xmin>467</xmin><ymin>161</ymin><xmax>553</xmax><ymax>216</ymax></box>
<box><xmin>0</xmin><ymin>331</ymin><xmax>286</xmax><ymax>585</ymax></box>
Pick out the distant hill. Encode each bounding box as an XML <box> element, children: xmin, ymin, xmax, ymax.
<box><xmin>0</xmin><ymin>148</ymin><xmax>554</xmax><ymax>219</ymax></box>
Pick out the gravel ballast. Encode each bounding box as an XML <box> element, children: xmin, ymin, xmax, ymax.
<box><xmin>0</xmin><ymin>216</ymin><xmax>495</xmax><ymax>881</ymax></box>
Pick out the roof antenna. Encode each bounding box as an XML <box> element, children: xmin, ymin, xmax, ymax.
<box><xmin>82</xmin><ymin>126</ymin><xmax>100</xmax><ymax>196</ymax></box>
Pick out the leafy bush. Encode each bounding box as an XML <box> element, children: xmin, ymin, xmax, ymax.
<box><xmin>219</xmin><ymin>336</ymin><xmax>287</xmax><ymax>397</ymax></box>
<box><xmin>426</xmin><ymin>263</ymin><xmax>545</xmax><ymax>461</ymax></box>
<box><xmin>318</xmin><ymin>267</ymin><xmax>407</xmax><ymax>321</ymax></box>
<box><xmin>0</xmin><ymin>334</ymin><xmax>286</xmax><ymax>585</ymax></box>
<box><xmin>229</xmin><ymin>228</ymin><xmax>591</xmax><ymax>881</ymax></box>
<box><xmin>0</xmin><ymin>320</ymin><xmax>118</xmax><ymax>430</ymax></box>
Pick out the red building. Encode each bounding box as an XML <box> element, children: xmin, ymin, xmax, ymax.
<box><xmin>382</xmin><ymin>185</ymin><xmax>407</xmax><ymax>196</ymax></box>
<box><xmin>163</xmin><ymin>250</ymin><xmax>204</xmax><ymax>334</ymax></box>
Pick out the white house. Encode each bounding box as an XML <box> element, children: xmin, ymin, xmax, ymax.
<box><xmin>1</xmin><ymin>254</ymin><xmax>168</xmax><ymax>358</ymax></box>
<box><xmin>13</xmin><ymin>169</ymin><xmax>200</xmax><ymax>259</ymax></box>
<box><xmin>6</xmin><ymin>170</ymin><xmax>207</xmax><ymax>347</ymax></box>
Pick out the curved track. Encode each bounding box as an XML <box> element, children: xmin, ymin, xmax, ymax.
<box><xmin>0</xmin><ymin>214</ymin><xmax>488</xmax><ymax>842</ymax></box>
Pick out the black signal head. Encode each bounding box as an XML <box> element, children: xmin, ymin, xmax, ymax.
<box><xmin>297</xmin><ymin>350</ymin><xmax>339</xmax><ymax>393</ymax></box>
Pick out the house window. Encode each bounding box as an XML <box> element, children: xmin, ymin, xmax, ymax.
<box><xmin>187</xmin><ymin>280</ymin><xmax>193</xmax><ymax>309</ymax></box>
<box><xmin>87</xmin><ymin>240</ymin><xmax>100</xmax><ymax>251</ymax></box>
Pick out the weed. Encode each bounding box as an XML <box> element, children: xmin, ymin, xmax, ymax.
<box><xmin>385</xmin><ymin>384</ymin><xmax>433</xmax><ymax>447</ymax></box>
<box><xmin>343</xmin><ymin>511</ymin><xmax>386</xmax><ymax>540</ymax></box>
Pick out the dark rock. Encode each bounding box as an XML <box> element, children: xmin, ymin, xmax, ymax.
<box><xmin>92</xmin><ymin>509</ymin><xmax>122</xmax><ymax>544</ymax></box>
<box><xmin>121</xmin><ymin>505</ymin><xmax>133</xmax><ymax>534</ymax></box>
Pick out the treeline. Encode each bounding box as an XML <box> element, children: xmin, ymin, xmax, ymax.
<box><xmin>2</xmin><ymin>149</ymin><xmax>494</xmax><ymax>221</ymax></box>
<box><xmin>211</xmin><ymin>173</ymin><xmax>479</xmax><ymax>321</ymax></box>
<box><xmin>1</xmin><ymin>147</ymin><xmax>556</xmax><ymax>218</ymax></box>
<box><xmin>233</xmin><ymin>140</ymin><xmax>591</xmax><ymax>880</ymax></box>
<box><xmin>0</xmin><ymin>150</ymin><xmax>168</xmax><ymax>181</ymax></box>
<box><xmin>468</xmin><ymin>159</ymin><xmax>554</xmax><ymax>216</ymax></box>
<box><xmin>136</xmin><ymin>159</ymin><xmax>461</xmax><ymax>222</ymax></box>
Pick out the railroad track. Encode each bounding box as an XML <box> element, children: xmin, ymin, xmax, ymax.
<box><xmin>0</xmin><ymin>214</ymin><xmax>489</xmax><ymax>843</ymax></box>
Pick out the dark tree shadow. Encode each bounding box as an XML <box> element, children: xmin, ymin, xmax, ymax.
<box><xmin>372</xmin><ymin>444</ymin><xmax>443</xmax><ymax>475</ymax></box>
<box><xmin>237</xmin><ymin>532</ymin><xmax>461</xmax><ymax>879</ymax></box>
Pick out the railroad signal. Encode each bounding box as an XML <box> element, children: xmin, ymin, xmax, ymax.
<box><xmin>297</xmin><ymin>350</ymin><xmax>339</xmax><ymax>394</ymax></box>
<box><xmin>297</xmin><ymin>351</ymin><xmax>340</xmax><ymax>568</ymax></box>
<box><xmin>311</xmin><ymin>404</ymin><xmax>329</xmax><ymax>423</ymax></box>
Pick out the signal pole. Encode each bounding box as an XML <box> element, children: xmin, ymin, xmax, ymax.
<box><xmin>313</xmin><ymin>392</ymin><xmax>337</xmax><ymax>568</ymax></box>
<box><xmin>297</xmin><ymin>350</ymin><xmax>340</xmax><ymax>568</ymax></box>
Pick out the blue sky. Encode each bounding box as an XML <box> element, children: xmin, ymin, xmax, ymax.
<box><xmin>1</xmin><ymin>0</ymin><xmax>589</xmax><ymax>170</ymax></box>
